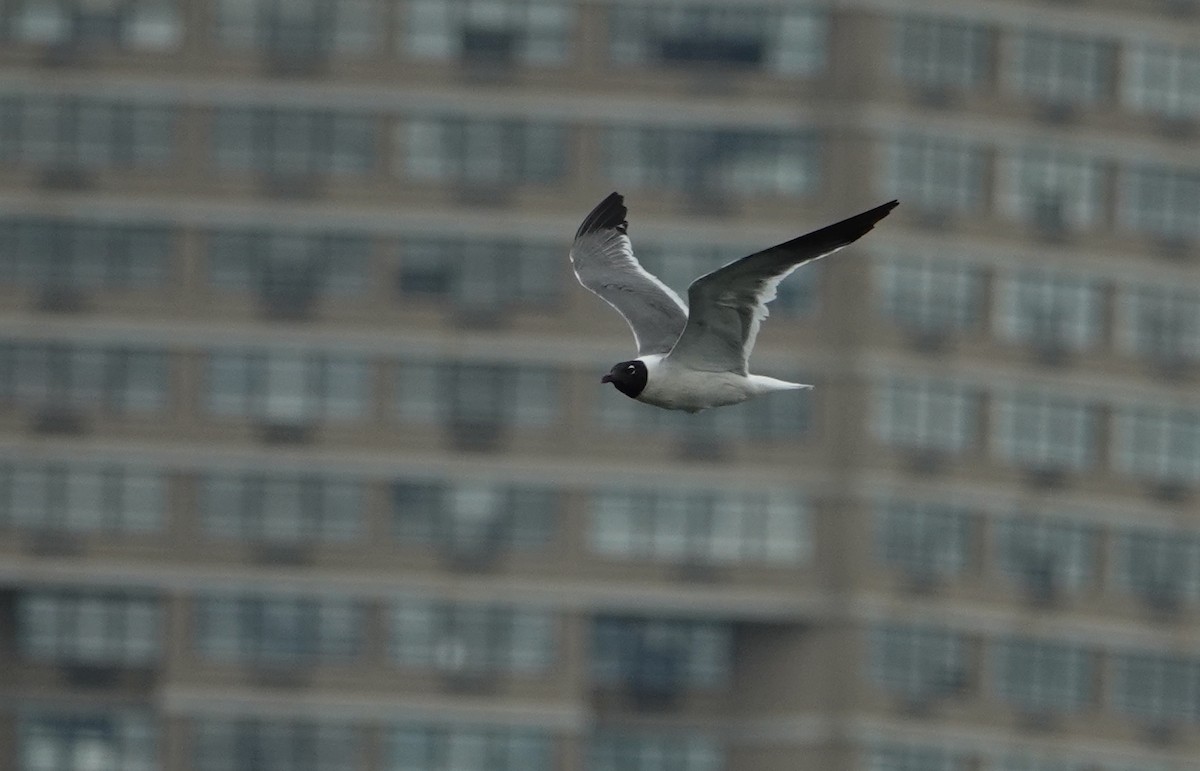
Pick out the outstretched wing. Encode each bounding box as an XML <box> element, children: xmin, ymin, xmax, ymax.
<box><xmin>569</xmin><ymin>192</ymin><xmax>689</xmax><ymax>356</ymax></box>
<box><xmin>668</xmin><ymin>200</ymin><xmax>899</xmax><ymax>374</ymax></box>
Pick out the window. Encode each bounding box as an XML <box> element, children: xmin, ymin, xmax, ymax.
<box><xmin>995</xmin><ymin>269</ymin><xmax>1104</xmax><ymax>353</ymax></box>
<box><xmin>194</xmin><ymin>593</ymin><xmax>364</xmax><ymax>664</ymax></box>
<box><xmin>1118</xmin><ymin>284</ymin><xmax>1200</xmax><ymax>366</ymax></box>
<box><xmin>590</xmin><ymin>488</ymin><xmax>809</xmax><ymax>566</ymax></box>
<box><xmin>209</xmin><ymin>230</ymin><xmax>369</xmax><ymax>297</ymax></box>
<box><xmin>1112</xmin><ymin>652</ymin><xmax>1200</xmax><ymax>723</ymax></box>
<box><xmin>0</xmin><ymin>0</ymin><xmax>179</xmax><ymax>50</ymax></box>
<box><xmin>1113</xmin><ymin>405</ymin><xmax>1200</xmax><ymax>484</ymax></box>
<box><xmin>0</xmin><ymin>218</ymin><xmax>170</xmax><ymax>289</ymax></box>
<box><xmin>393</xmin><ymin>480</ymin><xmax>557</xmax><ymax>551</ymax></box>
<box><xmin>389</xmin><ymin>599</ymin><xmax>556</xmax><ymax>675</ymax></box>
<box><xmin>212</xmin><ymin>107</ymin><xmax>375</xmax><ymax>176</ymax></box>
<box><xmin>870</xmin><ymin>624</ymin><xmax>968</xmax><ymax>701</ymax></box>
<box><xmin>405</xmin><ymin>0</ymin><xmax>572</xmax><ymax>66</ymax></box>
<box><xmin>19</xmin><ymin>710</ymin><xmax>156</xmax><ymax>771</ymax></box>
<box><xmin>398</xmin><ymin>237</ymin><xmax>562</xmax><ymax>311</ymax></box>
<box><xmin>996</xmin><ymin>754</ymin><xmax>1129</xmax><ymax>771</ymax></box>
<box><xmin>994</xmin><ymin>515</ymin><xmax>1095</xmax><ymax>596</ymax></box>
<box><xmin>590</xmin><ymin>732</ymin><xmax>722</xmax><ymax>771</ymax></box>
<box><xmin>1112</xmin><ymin>528</ymin><xmax>1200</xmax><ymax>607</ymax></box>
<box><xmin>1119</xmin><ymin>164</ymin><xmax>1200</xmax><ymax>242</ymax></box>
<box><xmin>874</xmin><ymin>377</ymin><xmax>980</xmax><ymax>453</ymax></box>
<box><xmin>389</xmin><ymin>725</ymin><xmax>553</xmax><ymax>771</ymax></box>
<box><xmin>194</xmin><ymin>718</ymin><xmax>362</xmax><ymax>771</ymax></box>
<box><xmin>206</xmin><ymin>348</ymin><xmax>369</xmax><ymax>422</ymax></box>
<box><xmin>885</xmin><ymin>134</ymin><xmax>987</xmax><ymax>215</ymax></box>
<box><xmin>403</xmin><ymin>116</ymin><xmax>566</xmax><ymax>186</ymax></box>
<box><xmin>0</xmin><ymin>95</ymin><xmax>174</xmax><ymax>168</ymax></box>
<box><xmin>200</xmin><ymin>473</ymin><xmax>364</xmax><ymax>543</ymax></box>
<box><xmin>609</xmin><ymin>2</ymin><xmax>826</xmax><ymax>76</ymax></box>
<box><xmin>992</xmin><ymin>391</ymin><xmax>1098</xmax><ymax>472</ymax></box>
<box><xmin>875</xmin><ymin>254</ymin><xmax>984</xmax><ymax>334</ymax></box>
<box><xmin>0</xmin><ymin>460</ymin><xmax>165</xmax><ymax>533</ymax></box>
<box><xmin>592</xmin><ymin>617</ymin><xmax>731</xmax><ymax>689</ymax></box>
<box><xmin>635</xmin><ymin>242</ymin><xmax>818</xmax><ymax>317</ymax></box>
<box><xmin>893</xmin><ymin>15</ymin><xmax>991</xmax><ymax>91</ymax></box>
<box><xmin>0</xmin><ymin>341</ymin><xmax>169</xmax><ymax>413</ymax></box>
<box><xmin>596</xmin><ymin>378</ymin><xmax>810</xmax><ymax>440</ymax></box>
<box><xmin>875</xmin><ymin>499</ymin><xmax>974</xmax><ymax>580</ymax></box>
<box><xmin>869</xmin><ymin>743</ymin><xmax>969</xmax><ymax>771</ymax></box>
<box><xmin>18</xmin><ymin>589</ymin><xmax>159</xmax><ymax>666</ymax></box>
<box><xmin>606</xmin><ymin>125</ymin><xmax>820</xmax><ymax>199</ymax></box>
<box><xmin>992</xmin><ymin>636</ymin><xmax>1093</xmax><ymax>713</ymax></box>
<box><xmin>588</xmin><ymin>485</ymin><xmax>806</xmax><ymax>564</ymax></box>
<box><xmin>215</xmin><ymin>0</ymin><xmax>375</xmax><ymax>55</ymax></box>
<box><xmin>998</xmin><ymin>146</ymin><xmax>1106</xmax><ymax>232</ymax></box>
<box><xmin>1007</xmin><ymin>30</ymin><xmax>1115</xmax><ymax>107</ymax></box>
<box><xmin>1124</xmin><ymin>41</ymin><xmax>1200</xmax><ymax>119</ymax></box>
<box><xmin>395</xmin><ymin>360</ymin><xmax>558</xmax><ymax>428</ymax></box>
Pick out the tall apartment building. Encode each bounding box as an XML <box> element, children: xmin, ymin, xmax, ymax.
<box><xmin>1</xmin><ymin>1</ymin><xmax>1199</xmax><ymax>770</ymax></box>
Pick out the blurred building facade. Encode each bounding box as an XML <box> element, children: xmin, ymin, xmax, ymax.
<box><xmin>1</xmin><ymin>1</ymin><xmax>1200</xmax><ymax>770</ymax></box>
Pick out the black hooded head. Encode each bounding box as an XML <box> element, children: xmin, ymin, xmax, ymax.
<box><xmin>601</xmin><ymin>360</ymin><xmax>648</xmax><ymax>399</ymax></box>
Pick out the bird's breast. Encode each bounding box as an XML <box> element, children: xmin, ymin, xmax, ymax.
<box><xmin>636</xmin><ymin>365</ymin><xmax>753</xmax><ymax>412</ymax></box>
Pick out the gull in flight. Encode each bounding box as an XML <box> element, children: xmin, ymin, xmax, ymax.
<box><xmin>570</xmin><ymin>192</ymin><xmax>898</xmax><ymax>412</ymax></box>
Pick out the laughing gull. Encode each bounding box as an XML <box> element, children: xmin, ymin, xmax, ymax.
<box><xmin>570</xmin><ymin>192</ymin><xmax>898</xmax><ymax>413</ymax></box>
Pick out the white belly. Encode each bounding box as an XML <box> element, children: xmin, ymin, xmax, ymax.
<box><xmin>636</xmin><ymin>363</ymin><xmax>753</xmax><ymax>413</ymax></box>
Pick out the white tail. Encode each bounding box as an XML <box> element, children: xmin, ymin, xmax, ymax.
<box><xmin>748</xmin><ymin>375</ymin><xmax>813</xmax><ymax>394</ymax></box>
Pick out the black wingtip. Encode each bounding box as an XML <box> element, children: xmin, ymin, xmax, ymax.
<box><xmin>575</xmin><ymin>192</ymin><xmax>628</xmax><ymax>239</ymax></box>
<box><xmin>866</xmin><ymin>199</ymin><xmax>900</xmax><ymax>223</ymax></box>
<box><xmin>756</xmin><ymin>199</ymin><xmax>900</xmax><ymax>262</ymax></box>
<box><xmin>828</xmin><ymin>199</ymin><xmax>900</xmax><ymax>244</ymax></box>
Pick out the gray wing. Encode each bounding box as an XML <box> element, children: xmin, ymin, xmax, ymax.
<box><xmin>668</xmin><ymin>200</ymin><xmax>899</xmax><ymax>374</ymax></box>
<box><xmin>570</xmin><ymin>192</ymin><xmax>688</xmax><ymax>356</ymax></box>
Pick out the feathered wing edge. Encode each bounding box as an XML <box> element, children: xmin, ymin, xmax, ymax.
<box><xmin>671</xmin><ymin>200</ymin><xmax>900</xmax><ymax>373</ymax></box>
<box><xmin>570</xmin><ymin>192</ymin><xmax>689</xmax><ymax>356</ymax></box>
